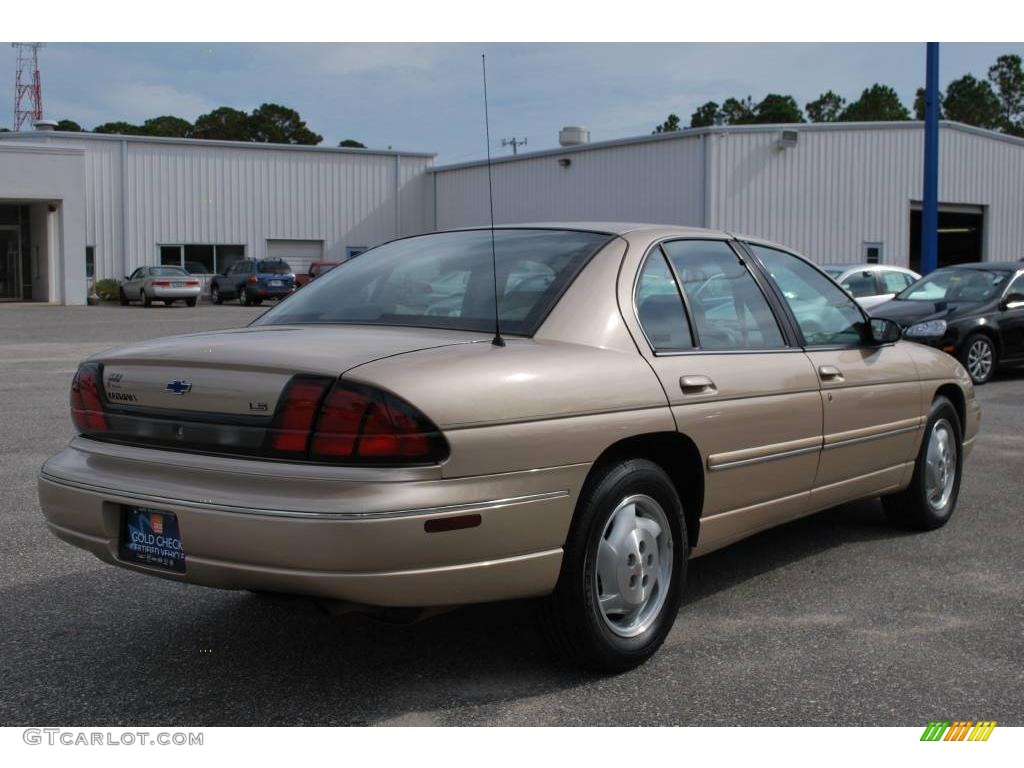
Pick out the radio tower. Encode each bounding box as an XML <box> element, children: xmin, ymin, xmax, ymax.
<box><xmin>12</xmin><ymin>43</ymin><xmax>45</xmax><ymax>131</ymax></box>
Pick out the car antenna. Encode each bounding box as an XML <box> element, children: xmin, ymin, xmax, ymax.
<box><xmin>481</xmin><ymin>53</ymin><xmax>505</xmax><ymax>347</ymax></box>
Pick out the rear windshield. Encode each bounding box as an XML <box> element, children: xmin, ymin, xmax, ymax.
<box><xmin>255</xmin><ymin>229</ymin><xmax>612</xmax><ymax>335</ymax></box>
<box><xmin>258</xmin><ymin>260</ymin><xmax>292</xmax><ymax>274</ymax></box>
<box><xmin>150</xmin><ymin>267</ymin><xmax>188</xmax><ymax>277</ymax></box>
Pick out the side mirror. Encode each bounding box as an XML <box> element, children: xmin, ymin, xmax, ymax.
<box><xmin>869</xmin><ymin>317</ymin><xmax>901</xmax><ymax>344</ymax></box>
<box><xmin>1001</xmin><ymin>292</ymin><xmax>1024</xmax><ymax>310</ymax></box>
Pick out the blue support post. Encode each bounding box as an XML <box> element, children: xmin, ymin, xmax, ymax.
<box><xmin>921</xmin><ymin>42</ymin><xmax>940</xmax><ymax>275</ymax></box>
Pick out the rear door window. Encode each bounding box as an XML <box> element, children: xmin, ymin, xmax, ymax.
<box><xmin>880</xmin><ymin>270</ymin><xmax>914</xmax><ymax>293</ymax></box>
<box><xmin>661</xmin><ymin>240</ymin><xmax>785</xmax><ymax>351</ymax></box>
<box><xmin>840</xmin><ymin>271</ymin><xmax>878</xmax><ymax>298</ymax></box>
<box><xmin>635</xmin><ymin>247</ymin><xmax>694</xmax><ymax>351</ymax></box>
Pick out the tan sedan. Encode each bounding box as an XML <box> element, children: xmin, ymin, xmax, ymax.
<box><xmin>39</xmin><ymin>224</ymin><xmax>980</xmax><ymax>671</ymax></box>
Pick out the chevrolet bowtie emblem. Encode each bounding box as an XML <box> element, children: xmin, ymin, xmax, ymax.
<box><xmin>166</xmin><ymin>380</ymin><xmax>193</xmax><ymax>395</ymax></box>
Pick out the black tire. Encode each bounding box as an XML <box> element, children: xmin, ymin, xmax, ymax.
<box><xmin>118</xmin><ymin>288</ymin><xmax>129</xmax><ymax>306</ymax></box>
<box><xmin>252</xmin><ymin>298</ymin><xmax>263</xmax><ymax>306</ymax></box>
<box><xmin>211</xmin><ymin>285</ymin><xmax>223</xmax><ymax>305</ymax></box>
<box><xmin>541</xmin><ymin>458</ymin><xmax>687</xmax><ymax>672</ymax></box>
<box><xmin>959</xmin><ymin>333</ymin><xmax>997</xmax><ymax>385</ymax></box>
<box><xmin>162</xmin><ymin>299</ymin><xmax>174</xmax><ymax>306</ymax></box>
<box><xmin>883</xmin><ymin>396</ymin><xmax>963</xmax><ymax>531</ymax></box>
<box><xmin>141</xmin><ymin>290</ymin><xmax>152</xmax><ymax>308</ymax></box>
<box><xmin>186</xmin><ymin>297</ymin><xmax>197</xmax><ymax>307</ymax></box>
<box><xmin>240</xmin><ymin>290</ymin><xmax>250</xmax><ymax>306</ymax></box>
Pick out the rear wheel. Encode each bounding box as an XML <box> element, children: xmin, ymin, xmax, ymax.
<box><xmin>211</xmin><ymin>285</ymin><xmax>223</xmax><ymax>305</ymax></box>
<box><xmin>162</xmin><ymin>299</ymin><xmax>174</xmax><ymax>306</ymax></box>
<box><xmin>141</xmin><ymin>290</ymin><xmax>152</xmax><ymax>308</ymax></box>
<box><xmin>883</xmin><ymin>396</ymin><xmax>963</xmax><ymax>531</ymax></box>
<box><xmin>118</xmin><ymin>288</ymin><xmax>129</xmax><ymax>306</ymax></box>
<box><xmin>240</xmin><ymin>290</ymin><xmax>250</xmax><ymax>306</ymax></box>
<box><xmin>541</xmin><ymin>458</ymin><xmax>687</xmax><ymax>672</ymax></box>
<box><xmin>959</xmin><ymin>333</ymin><xmax>996</xmax><ymax>384</ymax></box>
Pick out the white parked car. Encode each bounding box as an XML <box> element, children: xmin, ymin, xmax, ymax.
<box><xmin>119</xmin><ymin>266</ymin><xmax>202</xmax><ymax>307</ymax></box>
<box><xmin>821</xmin><ymin>264</ymin><xmax>921</xmax><ymax>310</ymax></box>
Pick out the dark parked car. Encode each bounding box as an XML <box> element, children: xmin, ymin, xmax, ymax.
<box><xmin>871</xmin><ymin>262</ymin><xmax>1024</xmax><ymax>384</ymax></box>
<box><xmin>210</xmin><ymin>258</ymin><xmax>296</xmax><ymax>306</ymax></box>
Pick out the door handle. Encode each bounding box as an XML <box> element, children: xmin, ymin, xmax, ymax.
<box><xmin>818</xmin><ymin>365</ymin><xmax>844</xmax><ymax>382</ymax></box>
<box><xmin>679</xmin><ymin>375</ymin><xmax>717</xmax><ymax>395</ymax></box>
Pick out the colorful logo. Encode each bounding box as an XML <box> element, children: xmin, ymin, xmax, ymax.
<box><xmin>921</xmin><ymin>721</ymin><xmax>997</xmax><ymax>741</ymax></box>
<box><xmin>150</xmin><ymin>513</ymin><xmax>164</xmax><ymax>535</ymax></box>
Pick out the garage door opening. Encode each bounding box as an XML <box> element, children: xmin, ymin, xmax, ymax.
<box><xmin>909</xmin><ymin>206</ymin><xmax>984</xmax><ymax>272</ymax></box>
<box><xmin>266</xmin><ymin>239</ymin><xmax>324</xmax><ymax>277</ymax></box>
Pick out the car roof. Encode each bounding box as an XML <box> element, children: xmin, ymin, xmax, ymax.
<box><xmin>944</xmin><ymin>261</ymin><xmax>1023</xmax><ymax>272</ymax></box>
<box><xmin>441</xmin><ymin>222</ymin><xmax>732</xmax><ymax>238</ymax></box>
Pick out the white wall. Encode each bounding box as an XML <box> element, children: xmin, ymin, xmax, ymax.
<box><xmin>435</xmin><ymin>135</ymin><xmax>706</xmax><ymax>230</ymax></box>
<box><xmin>707</xmin><ymin>123</ymin><xmax>1024</xmax><ymax>266</ymax></box>
<box><xmin>0</xmin><ymin>134</ymin><xmax>434</xmax><ymax>285</ymax></box>
<box><xmin>0</xmin><ymin>144</ymin><xmax>87</xmax><ymax>303</ymax></box>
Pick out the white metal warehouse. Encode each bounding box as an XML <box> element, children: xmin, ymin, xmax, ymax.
<box><xmin>0</xmin><ymin>129</ymin><xmax>433</xmax><ymax>304</ymax></box>
<box><xmin>1</xmin><ymin>120</ymin><xmax>1022</xmax><ymax>305</ymax></box>
<box><xmin>432</xmin><ymin>121</ymin><xmax>1024</xmax><ymax>271</ymax></box>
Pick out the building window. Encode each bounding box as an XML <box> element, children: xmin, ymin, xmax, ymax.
<box><xmin>159</xmin><ymin>244</ymin><xmax>245</xmax><ymax>274</ymax></box>
<box><xmin>347</xmin><ymin>246</ymin><xmax>368</xmax><ymax>260</ymax></box>
<box><xmin>863</xmin><ymin>242</ymin><xmax>883</xmax><ymax>264</ymax></box>
<box><xmin>86</xmin><ymin>246</ymin><xmax>95</xmax><ymax>278</ymax></box>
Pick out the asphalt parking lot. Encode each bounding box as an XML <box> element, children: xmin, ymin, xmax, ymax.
<box><xmin>1</xmin><ymin>302</ymin><xmax>1021</xmax><ymax>726</ymax></box>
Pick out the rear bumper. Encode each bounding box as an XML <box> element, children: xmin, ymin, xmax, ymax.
<box><xmin>37</xmin><ymin>439</ymin><xmax>584</xmax><ymax>606</ymax></box>
<box><xmin>149</xmin><ymin>286</ymin><xmax>201</xmax><ymax>299</ymax></box>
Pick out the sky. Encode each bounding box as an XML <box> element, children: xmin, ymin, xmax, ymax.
<box><xmin>4</xmin><ymin>42</ymin><xmax>1024</xmax><ymax>165</ymax></box>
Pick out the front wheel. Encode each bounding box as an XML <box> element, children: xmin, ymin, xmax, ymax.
<box><xmin>141</xmin><ymin>290</ymin><xmax>152</xmax><ymax>308</ymax></box>
<box><xmin>118</xmin><ymin>288</ymin><xmax>129</xmax><ymax>306</ymax></box>
<box><xmin>240</xmin><ymin>290</ymin><xmax>250</xmax><ymax>306</ymax></box>
<box><xmin>211</xmin><ymin>285</ymin><xmax>223</xmax><ymax>305</ymax></box>
<box><xmin>960</xmin><ymin>333</ymin><xmax>996</xmax><ymax>384</ymax></box>
<box><xmin>883</xmin><ymin>396</ymin><xmax>963</xmax><ymax>531</ymax></box>
<box><xmin>541</xmin><ymin>458</ymin><xmax>687</xmax><ymax>672</ymax></box>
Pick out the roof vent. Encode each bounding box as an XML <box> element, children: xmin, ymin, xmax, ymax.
<box><xmin>559</xmin><ymin>126</ymin><xmax>590</xmax><ymax>147</ymax></box>
<box><xmin>777</xmin><ymin>129</ymin><xmax>799</xmax><ymax>149</ymax></box>
<box><xmin>33</xmin><ymin>120</ymin><xmax>58</xmax><ymax>131</ymax></box>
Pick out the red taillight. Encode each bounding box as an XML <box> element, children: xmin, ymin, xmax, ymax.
<box><xmin>269</xmin><ymin>378</ymin><xmax>331</xmax><ymax>454</ymax></box>
<box><xmin>70</xmin><ymin>363</ymin><xmax>108</xmax><ymax>433</ymax></box>
<box><xmin>247</xmin><ymin>276</ymin><xmax>258</xmax><ymax>284</ymax></box>
<box><xmin>185</xmin><ymin>280</ymin><xmax>200</xmax><ymax>287</ymax></box>
<box><xmin>151</xmin><ymin>280</ymin><xmax>171</xmax><ymax>287</ymax></box>
<box><xmin>266</xmin><ymin>378</ymin><xmax>445</xmax><ymax>464</ymax></box>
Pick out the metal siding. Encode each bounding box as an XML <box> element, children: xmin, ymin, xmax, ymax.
<box><xmin>710</xmin><ymin>125</ymin><xmax>1024</xmax><ymax>266</ymax></box>
<box><xmin>435</xmin><ymin>137</ymin><xmax>705</xmax><ymax>230</ymax></box>
<box><xmin>39</xmin><ymin>138</ymin><xmax>432</xmax><ymax>280</ymax></box>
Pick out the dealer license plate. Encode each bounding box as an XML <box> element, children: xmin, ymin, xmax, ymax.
<box><xmin>119</xmin><ymin>507</ymin><xmax>186</xmax><ymax>572</ymax></box>
<box><xmin>270</xmin><ymin>280</ymin><xmax>282</xmax><ymax>287</ymax></box>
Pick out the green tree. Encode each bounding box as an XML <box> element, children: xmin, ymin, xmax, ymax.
<box><xmin>988</xmin><ymin>54</ymin><xmax>1024</xmax><ymax>135</ymax></box>
<box><xmin>141</xmin><ymin>115</ymin><xmax>193</xmax><ymax>138</ymax></box>
<box><xmin>689</xmin><ymin>101</ymin><xmax>720</xmax><ymax>128</ymax></box>
<box><xmin>943</xmin><ymin>75</ymin><xmax>1003</xmax><ymax>130</ymax></box>
<box><xmin>338</xmin><ymin>139</ymin><xmax>366</xmax><ymax>148</ymax></box>
<box><xmin>191</xmin><ymin>107</ymin><xmax>252</xmax><ymax>141</ymax></box>
<box><xmin>754</xmin><ymin>93</ymin><xmax>803</xmax><ymax>123</ymax></box>
<box><xmin>56</xmin><ymin>119</ymin><xmax>83</xmax><ymax>132</ymax></box>
<box><xmin>653</xmin><ymin>113</ymin><xmax>682</xmax><ymax>134</ymax></box>
<box><xmin>93</xmin><ymin>121</ymin><xmax>144</xmax><ymax>135</ymax></box>
<box><xmin>839</xmin><ymin>84</ymin><xmax>910</xmax><ymax>122</ymax></box>
<box><xmin>720</xmin><ymin>96</ymin><xmax>756</xmax><ymax>125</ymax></box>
<box><xmin>805</xmin><ymin>91</ymin><xmax>845</xmax><ymax>123</ymax></box>
<box><xmin>249</xmin><ymin>103</ymin><xmax>322</xmax><ymax>145</ymax></box>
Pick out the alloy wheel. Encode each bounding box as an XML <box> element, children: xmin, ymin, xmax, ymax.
<box><xmin>966</xmin><ymin>338</ymin><xmax>993</xmax><ymax>382</ymax></box>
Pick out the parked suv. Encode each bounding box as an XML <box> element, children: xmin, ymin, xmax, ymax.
<box><xmin>210</xmin><ymin>259</ymin><xmax>295</xmax><ymax>306</ymax></box>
